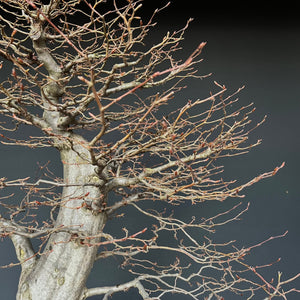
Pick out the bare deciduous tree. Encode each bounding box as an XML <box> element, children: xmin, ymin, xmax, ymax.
<box><xmin>0</xmin><ymin>1</ymin><xmax>299</xmax><ymax>299</ymax></box>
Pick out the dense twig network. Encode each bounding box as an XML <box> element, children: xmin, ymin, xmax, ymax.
<box><xmin>0</xmin><ymin>1</ymin><xmax>298</xmax><ymax>299</ymax></box>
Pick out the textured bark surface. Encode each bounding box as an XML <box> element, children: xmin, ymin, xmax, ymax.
<box><xmin>13</xmin><ymin>15</ymin><xmax>109</xmax><ymax>299</ymax></box>
<box><xmin>17</xmin><ymin>140</ymin><xmax>107</xmax><ymax>300</ymax></box>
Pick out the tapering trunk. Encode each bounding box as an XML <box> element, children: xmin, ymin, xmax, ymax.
<box><xmin>15</xmin><ymin>16</ymin><xmax>108</xmax><ymax>299</ymax></box>
<box><xmin>17</xmin><ymin>135</ymin><xmax>106</xmax><ymax>300</ymax></box>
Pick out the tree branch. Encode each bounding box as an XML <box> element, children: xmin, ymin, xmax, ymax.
<box><xmin>105</xmin><ymin>146</ymin><xmax>213</xmax><ymax>192</ymax></box>
<box><xmin>83</xmin><ymin>276</ymin><xmax>150</xmax><ymax>299</ymax></box>
<box><xmin>0</xmin><ymin>218</ymin><xmax>37</xmax><ymax>271</ymax></box>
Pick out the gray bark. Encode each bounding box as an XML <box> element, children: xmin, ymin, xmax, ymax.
<box><xmin>16</xmin><ymin>138</ymin><xmax>107</xmax><ymax>300</ymax></box>
<box><xmin>15</xmin><ymin>21</ymin><xmax>108</xmax><ymax>299</ymax></box>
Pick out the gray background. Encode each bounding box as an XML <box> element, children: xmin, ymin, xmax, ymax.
<box><xmin>0</xmin><ymin>1</ymin><xmax>299</xmax><ymax>299</ymax></box>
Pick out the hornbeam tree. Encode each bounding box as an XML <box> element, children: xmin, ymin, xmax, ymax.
<box><xmin>0</xmin><ymin>1</ymin><xmax>299</xmax><ymax>299</ymax></box>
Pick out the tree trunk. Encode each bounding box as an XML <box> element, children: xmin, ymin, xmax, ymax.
<box><xmin>16</xmin><ymin>135</ymin><xmax>107</xmax><ymax>300</ymax></box>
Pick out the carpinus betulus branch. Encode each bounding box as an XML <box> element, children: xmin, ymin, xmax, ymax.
<box><xmin>0</xmin><ymin>1</ymin><xmax>298</xmax><ymax>300</ymax></box>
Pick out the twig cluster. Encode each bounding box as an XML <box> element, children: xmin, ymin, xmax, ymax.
<box><xmin>0</xmin><ymin>1</ymin><xmax>298</xmax><ymax>299</ymax></box>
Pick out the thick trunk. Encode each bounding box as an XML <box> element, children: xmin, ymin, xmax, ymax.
<box><xmin>17</xmin><ymin>135</ymin><xmax>106</xmax><ymax>300</ymax></box>
<box><xmin>14</xmin><ymin>20</ymin><xmax>109</xmax><ymax>299</ymax></box>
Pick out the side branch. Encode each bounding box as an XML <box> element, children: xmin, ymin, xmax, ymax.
<box><xmin>83</xmin><ymin>276</ymin><xmax>151</xmax><ymax>300</ymax></box>
<box><xmin>105</xmin><ymin>146</ymin><xmax>213</xmax><ymax>191</ymax></box>
<box><xmin>0</xmin><ymin>218</ymin><xmax>37</xmax><ymax>271</ymax></box>
<box><xmin>102</xmin><ymin>42</ymin><xmax>206</xmax><ymax>112</ymax></box>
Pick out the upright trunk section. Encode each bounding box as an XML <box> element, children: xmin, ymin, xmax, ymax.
<box><xmin>17</xmin><ymin>135</ymin><xmax>107</xmax><ymax>300</ymax></box>
<box><xmin>16</xmin><ymin>17</ymin><xmax>108</xmax><ymax>300</ymax></box>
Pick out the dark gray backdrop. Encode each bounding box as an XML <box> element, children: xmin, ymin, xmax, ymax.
<box><xmin>0</xmin><ymin>1</ymin><xmax>299</xmax><ymax>299</ymax></box>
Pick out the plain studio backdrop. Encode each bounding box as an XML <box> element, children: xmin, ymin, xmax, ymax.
<box><xmin>0</xmin><ymin>1</ymin><xmax>299</xmax><ymax>299</ymax></box>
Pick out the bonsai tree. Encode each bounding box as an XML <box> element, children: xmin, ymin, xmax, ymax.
<box><xmin>0</xmin><ymin>0</ymin><xmax>298</xmax><ymax>299</ymax></box>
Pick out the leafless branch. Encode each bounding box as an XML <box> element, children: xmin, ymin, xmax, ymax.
<box><xmin>0</xmin><ymin>1</ymin><xmax>298</xmax><ymax>299</ymax></box>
